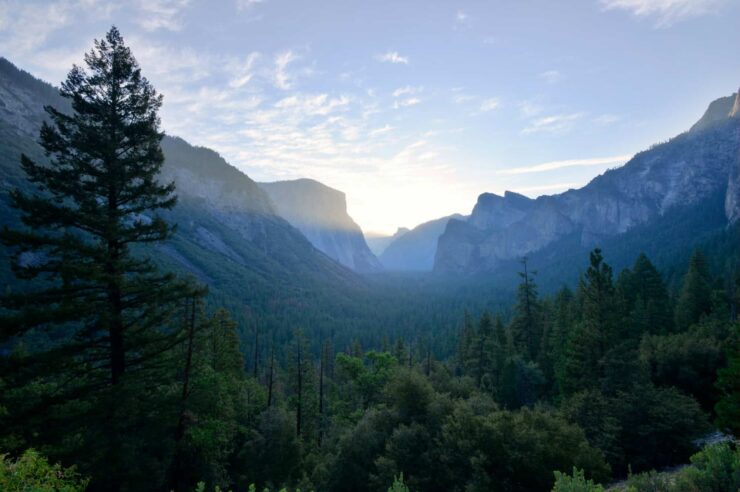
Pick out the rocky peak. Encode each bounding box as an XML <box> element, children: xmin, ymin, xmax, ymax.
<box><xmin>690</xmin><ymin>92</ymin><xmax>738</xmax><ymax>133</ymax></box>
<box><xmin>731</xmin><ymin>90</ymin><xmax>740</xmax><ymax>118</ymax></box>
<box><xmin>468</xmin><ymin>191</ymin><xmax>534</xmax><ymax>231</ymax></box>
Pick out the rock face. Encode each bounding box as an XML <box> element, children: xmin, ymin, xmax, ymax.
<box><xmin>435</xmin><ymin>92</ymin><xmax>740</xmax><ymax>273</ymax></box>
<box><xmin>381</xmin><ymin>215</ymin><xmax>464</xmax><ymax>271</ymax></box>
<box><xmin>259</xmin><ymin>179</ymin><xmax>382</xmax><ymax>272</ymax></box>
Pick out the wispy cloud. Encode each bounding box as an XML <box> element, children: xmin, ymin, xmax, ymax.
<box><xmin>375</xmin><ymin>51</ymin><xmax>409</xmax><ymax>64</ymax></box>
<box><xmin>137</xmin><ymin>0</ymin><xmax>191</xmax><ymax>32</ymax></box>
<box><xmin>518</xmin><ymin>100</ymin><xmax>543</xmax><ymax>118</ymax></box>
<box><xmin>539</xmin><ymin>69</ymin><xmax>563</xmax><ymax>84</ymax></box>
<box><xmin>392</xmin><ymin>85</ymin><xmax>422</xmax><ymax>97</ymax></box>
<box><xmin>599</xmin><ymin>0</ymin><xmax>726</xmax><ymax>27</ymax></box>
<box><xmin>227</xmin><ymin>52</ymin><xmax>261</xmax><ymax>88</ymax></box>
<box><xmin>499</xmin><ymin>154</ymin><xmax>633</xmax><ymax>175</ymax></box>
<box><xmin>479</xmin><ymin>98</ymin><xmax>500</xmax><ymax>112</ymax></box>
<box><xmin>393</xmin><ymin>97</ymin><xmax>421</xmax><ymax>109</ymax></box>
<box><xmin>522</xmin><ymin>112</ymin><xmax>584</xmax><ymax>134</ymax></box>
<box><xmin>236</xmin><ymin>0</ymin><xmax>264</xmax><ymax>10</ymax></box>
<box><xmin>273</xmin><ymin>50</ymin><xmax>300</xmax><ymax>89</ymax></box>
<box><xmin>455</xmin><ymin>10</ymin><xmax>470</xmax><ymax>28</ymax></box>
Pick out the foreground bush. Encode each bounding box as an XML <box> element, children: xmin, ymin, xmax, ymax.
<box><xmin>554</xmin><ymin>441</ymin><xmax>740</xmax><ymax>492</ymax></box>
<box><xmin>0</xmin><ymin>449</ymin><xmax>88</xmax><ymax>491</ymax></box>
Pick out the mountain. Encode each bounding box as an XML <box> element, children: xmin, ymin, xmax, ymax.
<box><xmin>0</xmin><ymin>57</ymin><xmax>365</xmax><ymax>340</ymax></box>
<box><xmin>435</xmin><ymin>91</ymin><xmax>740</xmax><ymax>274</ymax></box>
<box><xmin>365</xmin><ymin>228</ymin><xmax>409</xmax><ymax>256</ymax></box>
<box><xmin>380</xmin><ymin>215</ymin><xmax>464</xmax><ymax>271</ymax></box>
<box><xmin>258</xmin><ymin>179</ymin><xmax>382</xmax><ymax>272</ymax></box>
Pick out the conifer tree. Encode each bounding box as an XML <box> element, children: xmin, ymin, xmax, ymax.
<box><xmin>509</xmin><ymin>257</ymin><xmax>543</xmax><ymax>361</ymax></box>
<box><xmin>675</xmin><ymin>250</ymin><xmax>713</xmax><ymax>330</ymax></box>
<box><xmin>618</xmin><ymin>253</ymin><xmax>673</xmax><ymax>335</ymax></box>
<box><xmin>559</xmin><ymin>249</ymin><xmax>621</xmax><ymax>396</ymax></box>
<box><xmin>0</xmin><ymin>27</ymin><xmax>200</xmax><ymax>490</ymax></box>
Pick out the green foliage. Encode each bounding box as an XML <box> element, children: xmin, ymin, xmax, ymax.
<box><xmin>0</xmin><ymin>449</ymin><xmax>88</xmax><ymax>491</ymax></box>
<box><xmin>620</xmin><ymin>442</ymin><xmax>740</xmax><ymax>492</ymax></box>
<box><xmin>387</xmin><ymin>473</ymin><xmax>411</xmax><ymax>492</ymax></box>
<box><xmin>551</xmin><ymin>468</ymin><xmax>604</xmax><ymax>492</ymax></box>
<box><xmin>715</xmin><ymin>322</ymin><xmax>740</xmax><ymax>437</ymax></box>
<box><xmin>442</xmin><ymin>407</ymin><xmax>610</xmax><ymax>492</ymax></box>
<box><xmin>640</xmin><ymin>319</ymin><xmax>728</xmax><ymax>410</ymax></box>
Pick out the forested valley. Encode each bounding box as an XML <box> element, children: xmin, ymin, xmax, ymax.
<box><xmin>0</xmin><ymin>27</ymin><xmax>739</xmax><ymax>492</ymax></box>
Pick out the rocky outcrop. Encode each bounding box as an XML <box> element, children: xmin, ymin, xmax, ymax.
<box><xmin>435</xmin><ymin>92</ymin><xmax>740</xmax><ymax>273</ymax></box>
<box><xmin>259</xmin><ymin>179</ymin><xmax>382</xmax><ymax>272</ymax></box>
<box><xmin>381</xmin><ymin>215</ymin><xmax>464</xmax><ymax>271</ymax></box>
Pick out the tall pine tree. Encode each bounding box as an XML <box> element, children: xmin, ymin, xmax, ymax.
<box><xmin>675</xmin><ymin>249</ymin><xmax>713</xmax><ymax>330</ymax></box>
<box><xmin>0</xmin><ymin>27</ymin><xmax>199</xmax><ymax>490</ymax></box>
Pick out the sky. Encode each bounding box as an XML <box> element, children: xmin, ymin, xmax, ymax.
<box><xmin>1</xmin><ymin>0</ymin><xmax>739</xmax><ymax>234</ymax></box>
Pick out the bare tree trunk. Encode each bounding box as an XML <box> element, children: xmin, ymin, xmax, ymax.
<box><xmin>318</xmin><ymin>342</ymin><xmax>325</xmax><ymax>448</ymax></box>
<box><xmin>169</xmin><ymin>296</ymin><xmax>197</xmax><ymax>492</ymax></box>
<box><xmin>267</xmin><ymin>343</ymin><xmax>275</xmax><ymax>408</ymax></box>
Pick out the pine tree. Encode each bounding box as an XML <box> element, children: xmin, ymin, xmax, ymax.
<box><xmin>509</xmin><ymin>257</ymin><xmax>543</xmax><ymax>361</ymax></box>
<box><xmin>0</xmin><ymin>27</ymin><xmax>199</xmax><ymax>490</ymax></box>
<box><xmin>559</xmin><ymin>249</ymin><xmax>621</xmax><ymax>396</ymax></box>
<box><xmin>618</xmin><ymin>253</ymin><xmax>673</xmax><ymax>335</ymax></box>
<box><xmin>675</xmin><ymin>250</ymin><xmax>713</xmax><ymax>330</ymax></box>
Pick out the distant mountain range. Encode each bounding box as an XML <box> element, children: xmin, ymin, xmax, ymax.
<box><xmin>434</xmin><ymin>91</ymin><xmax>740</xmax><ymax>274</ymax></box>
<box><xmin>1</xmin><ymin>54</ymin><xmax>737</xmax><ymax>311</ymax></box>
<box><xmin>380</xmin><ymin>215</ymin><xmax>464</xmax><ymax>271</ymax></box>
<box><xmin>366</xmin><ymin>228</ymin><xmax>409</xmax><ymax>256</ymax></box>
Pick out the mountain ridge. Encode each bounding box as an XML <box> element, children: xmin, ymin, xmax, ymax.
<box><xmin>434</xmin><ymin>92</ymin><xmax>740</xmax><ymax>273</ymax></box>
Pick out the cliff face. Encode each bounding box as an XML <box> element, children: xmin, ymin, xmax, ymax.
<box><xmin>435</xmin><ymin>92</ymin><xmax>740</xmax><ymax>273</ymax></box>
<box><xmin>259</xmin><ymin>179</ymin><xmax>382</xmax><ymax>272</ymax></box>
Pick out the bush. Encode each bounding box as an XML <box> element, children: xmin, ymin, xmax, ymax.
<box><xmin>619</xmin><ymin>442</ymin><xmax>740</xmax><ymax>492</ymax></box>
<box><xmin>551</xmin><ymin>467</ymin><xmax>604</xmax><ymax>491</ymax></box>
<box><xmin>0</xmin><ymin>449</ymin><xmax>88</xmax><ymax>492</ymax></box>
<box><xmin>678</xmin><ymin>441</ymin><xmax>740</xmax><ymax>492</ymax></box>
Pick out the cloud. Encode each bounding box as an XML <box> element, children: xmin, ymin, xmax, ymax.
<box><xmin>455</xmin><ymin>10</ymin><xmax>470</xmax><ymax>26</ymax></box>
<box><xmin>539</xmin><ymin>70</ymin><xmax>563</xmax><ymax>84</ymax></box>
<box><xmin>273</xmin><ymin>50</ymin><xmax>299</xmax><ymax>89</ymax></box>
<box><xmin>392</xmin><ymin>85</ymin><xmax>422</xmax><ymax>97</ymax></box>
<box><xmin>518</xmin><ymin>100</ymin><xmax>543</xmax><ymax>118</ymax></box>
<box><xmin>393</xmin><ymin>97</ymin><xmax>421</xmax><ymax>109</ymax></box>
<box><xmin>375</xmin><ymin>51</ymin><xmax>409</xmax><ymax>64</ymax></box>
<box><xmin>499</xmin><ymin>154</ymin><xmax>633</xmax><ymax>175</ymax></box>
<box><xmin>227</xmin><ymin>52</ymin><xmax>261</xmax><ymax>88</ymax></box>
<box><xmin>521</xmin><ymin>112</ymin><xmax>584</xmax><ymax>134</ymax></box>
<box><xmin>479</xmin><ymin>98</ymin><xmax>500</xmax><ymax>112</ymax></box>
<box><xmin>369</xmin><ymin>124</ymin><xmax>394</xmax><ymax>137</ymax></box>
<box><xmin>236</xmin><ymin>0</ymin><xmax>264</xmax><ymax>10</ymax></box>
<box><xmin>136</xmin><ymin>0</ymin><xmax>191</xmax><ymax>32</ymax></box>
<box><xmin>599</xmin><ymin>0</ymin><xmax>726</xmax><ymax>27</ymax></box>
<box><xmin>274</xmin><ymin>93</ymin><xmax>350</xmax><ymax>116</ymax></box>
